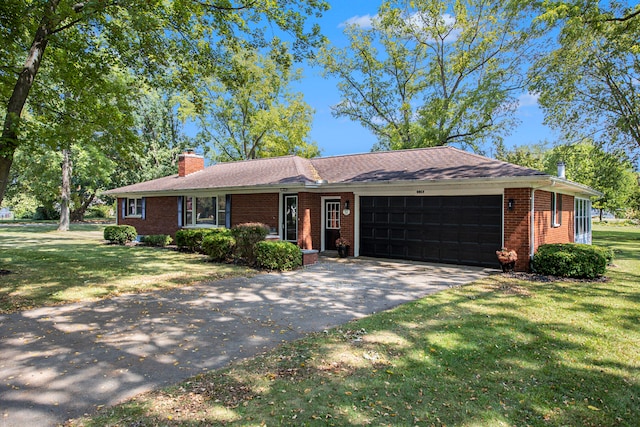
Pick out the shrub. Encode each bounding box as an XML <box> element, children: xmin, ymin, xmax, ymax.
<box><xmin>532</xmin><ymin>243</ymin><xmax>611</xmax><ymax>279</ymax></box>
<box><xmin>202</xmin><ymin>234</ymin><xmax>236</xmax><ymax>261</ymax></box>
<box><xmin>33</xmin><ymin>206</ymin><xmax>60</xmax><ymax>220</ymax></box>
<box><xmin>231</xmin><ymin>223</ymin><xmax>270</xmax><ymax>265</ymax></box>
<box><xmin>175</xmin><ymin>228</ymin><xmax>231</xmax><ymax>253</ymax></box>
<box><xmin>103</xmin><ymin>225</ymin><xmax>137</xmax><ymax>245</ymax></box>
<box><xmin>255</xmin><ymin>241</ymin><xmax>302</xmax><ymax>271</ymax></box>
<box><xmin>87</xmin><ymin>204</ymin><xmax>112</xmax><ymax>219</ymax></box>
<box><xmin>141</xmin><ymin>234</ymin><xmax>173</xmax><ymax>247</ymax></box>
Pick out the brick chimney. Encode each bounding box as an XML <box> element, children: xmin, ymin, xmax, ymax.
<box><xmin>178</xmin><ymin>149</ymin><xmax>204</xmax><ymax>177</ymax></box>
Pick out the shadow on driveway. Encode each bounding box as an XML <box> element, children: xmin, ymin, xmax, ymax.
<box><xmin>0</xmin><ymin>258</ymin><xmax>492</xmax><ymax>426</ymax></box>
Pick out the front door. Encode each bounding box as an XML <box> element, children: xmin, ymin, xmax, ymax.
<box><xmin>284</xmin><ymin>195</ymin><xmax>298</xmax><ymax>242</ymax></box>
<box><xmin>324</xmin><ymin>199</ymin><xmax>341</xmax><ymax>250</ymax></box>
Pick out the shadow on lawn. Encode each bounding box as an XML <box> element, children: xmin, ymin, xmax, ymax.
<box><xmin>79</xmin><ymin>275</ymin><xmax>640</xmax><ymax>427</ymax></box>
<box><xmin>0</xmin><ymin>239</ymin><xmax>243</xmax><ymax>312</ymax></box>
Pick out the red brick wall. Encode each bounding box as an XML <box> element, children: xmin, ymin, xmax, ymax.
<box><xmin>534</xmin><ymin>191</ymin><xmax>574</xmax><ymax>248</ymax></box>
<box><xmin>117</xmin><ymin>197</ymin><xmax>180</xmax><ymax>237</ymax></box>
<box><xmin>178</xmin><ymin>154</ymin><xmax>204</xmax><ymax>177</ymax></box>
<box><xmin>503</xmin><ymin>188</ymin><xmax>531</xmax><ymax>271</ymax></box>
<box><xmin>502</xmin><ymin>189</ymin><xmax>576</xmax><ymax>271</ymax></box>
<box><xmin>298</xmin><ymin>192</ymin><xmax>355</xmax><ymax>255</ymax></box>
<box><xmin>230</xmin><ymin>193</ymin><xmax>279</xmax><ymax>232</ymax></box>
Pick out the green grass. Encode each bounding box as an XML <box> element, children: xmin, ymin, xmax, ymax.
<box><xmin>0</xmin><ymin>224</ymin><xmax>251</xmax><ymax>312</ymax></box>
<box><xmin>67</xmin><ymin>224</ymin><xmax>640</xmax><ymax>427</ymax></box>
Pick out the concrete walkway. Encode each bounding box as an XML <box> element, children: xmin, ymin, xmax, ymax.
<box><xmin>0</xmin><ymin>258</ymin><xmax>492</xmax><ymax>427</ymax></box>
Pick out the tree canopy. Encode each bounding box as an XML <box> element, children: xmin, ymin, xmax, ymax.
<box><xmin>529</xmin><ymin>1</ymin><xmax>640</xmax><ymax>158</ymax></box>
<box><xmin>318</xmin><ymin>0</ymin><xmax>530</xmax><ymax>152</ymax></box>
<box><xmin>186</xmin><ymin>45</ymin><xmax>319</xmax><ymax>161</ymax></box>
<box><xmin>0</xmin><ymin>0</ymin><xmax>329</xmax><ymax>204</ymax></box>
<box><xmin>497</xmin><ymin>141</ymin><xmax>639</xmax><ymax>218</ymax></box>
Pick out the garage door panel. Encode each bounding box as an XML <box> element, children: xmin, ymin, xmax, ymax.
<box><xmin>360</xmin><ymin>195</ymin><xmax>502</xmax><ymax>268</ymax></box>
<box><xmin>390</xmin><ymin>212</ymin><xmax>405</xmax><ymax>224</ymax></box>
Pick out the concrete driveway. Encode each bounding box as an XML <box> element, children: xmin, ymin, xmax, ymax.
<box><xmin>0</xmin><ymin>257</ymin><xmax>491</xmax><ymax>427</ymax></box>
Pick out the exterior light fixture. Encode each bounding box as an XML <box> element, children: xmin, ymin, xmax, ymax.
<box><xmin>508</xmin><ymin>199</ymin><xmax>515</xmax><ymax>211</ymax></box>
<box><xmin>342</xmin><ymin>200</ymin><xmax>351</xmax><ymax>216</ymax></box>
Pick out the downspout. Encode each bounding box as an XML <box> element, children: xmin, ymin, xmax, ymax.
<box><xmin>530</xmin><ymin>188</ymin><xmax>536</xmax><ymax>261</ymax></box>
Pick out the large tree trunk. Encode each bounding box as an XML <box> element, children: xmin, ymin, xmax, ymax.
<box><xmin>71</xmin><ymin>192</ymin><xmax>95</xmax><ymax>222</ymax></box>
<box><xmin>0</xmin><ymin>0</ymin><xmax>60</xmax><ymax>205</ymax></box>
<box><xmin>58</xmin><ymin>148</ymin><xmax>72</xmax><ymax>231</ymax></box>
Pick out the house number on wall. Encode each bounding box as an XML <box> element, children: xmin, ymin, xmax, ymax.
<box><xmin>416</xmin><ymin>190</ymin><xmax>425</xmax><ymax>194</ymax></box>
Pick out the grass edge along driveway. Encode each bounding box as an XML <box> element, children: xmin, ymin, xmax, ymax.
<box><xmin>0</xmin><ymin>224</ymin><xmax>251</xmax><ymax>313</ymax></box>
<box><xmin>68</xmin><ymin>224</ymin><xmax>640</xmax><ymax>427</ymax></box>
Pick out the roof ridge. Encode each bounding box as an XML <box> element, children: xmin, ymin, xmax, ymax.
<box><xmin>292</xmin><ymin>156</ymin><xmax>320</xmax><ymax>182</ymax></box>
<box><xmin>311</xmin><ymin>146</ymin><xmax>454</xmax><ymax>162</ymax></box>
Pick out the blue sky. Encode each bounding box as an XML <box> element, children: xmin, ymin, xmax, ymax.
<box><xmin>291</xmin><ymin>1</ymin><xmax>554</xmax><ymax>158</ymax></box>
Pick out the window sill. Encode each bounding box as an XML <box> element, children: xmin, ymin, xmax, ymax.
<box><xmin>125</xmin><ymin>215</ymin><xmax>142</xmax><ymax>219</ymax></box>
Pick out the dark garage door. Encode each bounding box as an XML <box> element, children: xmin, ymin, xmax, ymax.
<box><xmin>360</xmin><ymin>195</ymin><xmax>502</xmax><ymax>268</ymax></box>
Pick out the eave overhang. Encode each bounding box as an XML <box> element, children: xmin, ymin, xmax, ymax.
<box><xmin>104</xmin><ymin>175</ymin><xmax>601</xmax><ymax>199</ymax></box>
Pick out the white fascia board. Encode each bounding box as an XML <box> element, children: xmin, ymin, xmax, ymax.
<box><xmin>305</xmin><ymin>176</ymin><xmax>550</xmax><ymax>196</ymax></box>
<box><xmin>106</xmin><ymin>176</ymin><xmax>600</xmax><ymax>199</ymax></box>
<box><xmin>106</xmin><ymin>184</ymin><xmax>308</xmax><ymax>198</ymax></box>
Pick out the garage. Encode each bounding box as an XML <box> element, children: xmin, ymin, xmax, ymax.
<box><xmin>360</xmin><ymin>195</ymin><xmax>502</xmax><ymax>268</ymax></box>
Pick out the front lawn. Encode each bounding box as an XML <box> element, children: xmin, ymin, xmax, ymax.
<box><xmin>0</xmin><ymin>224</ymin><xmax>251</xmax><ymax>312</ymax></box>
<box><xmin>69</xmin><ymin>225</ymin><xmax>640</xmax><ymax>426</ymax></box>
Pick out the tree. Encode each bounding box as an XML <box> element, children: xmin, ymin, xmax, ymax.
<box><xmin>318</xmin><ymin>0</ymin><xmax>529</xmax><ymax>152</ymax></box>
<box><xmin>499</xmin><ymin>140</ymin><xmax>638</xmax><ymax>219</ymax></box>
<box><xmin>189</xmin><ymin>45</ymin><xmax>319</xmax><ymax>161</ymax></box>
<box><xmin>495</xmin><ymin>141</ymin><xmax>548</xmax><ymax>171</ymax></box>
<box><xmin>544</xmin><ymin>142</ymin><xmax>637</xmax><ymax>220</ymax></box>
<box><xmin>529</xmin><ymin>1</ymin><xmax>640</xmax><ymax>157</ymax></box>
<box><xmin>0</xmin><ymin>0</ymin><xmax>329</xmax><ymax>205</ymax></box>
<box><xmin>5</xmin><ymin>86</ymin><xmax>198</xmax><ymax>223</ymax></box>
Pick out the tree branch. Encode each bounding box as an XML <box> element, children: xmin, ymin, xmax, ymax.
<box><xmin>587</xmin><ymin>8</ymin><xmax>640</xmax><ymax>24</ymax></box>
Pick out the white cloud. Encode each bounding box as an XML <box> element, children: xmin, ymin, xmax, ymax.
<box><xmin>518</xmin><ymin>93</ymin><xmax>540</xmax><ymax>108</ymax></box>
<box><xmin>339</xmin><ymin>14</ymin><xmax>376</xmax><ymax>29</ymax></box>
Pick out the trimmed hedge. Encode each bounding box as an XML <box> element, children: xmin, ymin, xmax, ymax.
<box><xmin>531</xmin><ymin>243</ymin><xmax>612</xmax><ymax>279</ymax></box>
<box><xmin>255</xmin><ymin>241</ymin><xmax>302</xmax><ymax>271</ymax></box>
<box><xmin>103</xmin><ymin>225</ymin><xmax>137</xmax><ymax>245</ymax></box>
<box><xmin>141</xmin><ymin>234</ymin><xmax>173</xmax><ymax>247</ymax></box>
<box><xmin>231</xmin><ymin>223</ymin><xmax>270</xmax><ymax>265</ymax></box>
<box><xmin>202</xmin><ymin>234</ymin><xmax>236</xmax><ymax>261</ymax></box>
<box><xmin>175</xmin><ymin>228</ymin><xmax>231</xmax><ymax>253</ymax></box>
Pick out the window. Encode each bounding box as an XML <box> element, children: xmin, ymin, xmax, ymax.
<box><xmin>126</xmin><ymin>198</ymin><xmax>144</xmax><ymax>217</ymax></box>
<box><xmin>551</xmin><ymin>192</ymin><xmax>562</xmax><ymax>227</ymax></box>
<box><xmin>182</xmin><ymin>195</ymin><xmax>224</xmax><ymax>227</ymax></box>
<box><xmin>575</xmin><ymin>198</ymin><xmax>592</xmax><ymax>244</ymax></box>
<box><xmin>326</xmin><ymin>201</ymin><xmax>340</xmax><ymax>229</ymax></box>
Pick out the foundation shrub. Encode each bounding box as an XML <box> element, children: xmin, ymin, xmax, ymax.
<box><xmin>231</xmin><ymin>223</ymin><xmax>270</xmax><ymax>265</ymax></box>
<box><xmin>141</xmin><ymin>234</ymin><xmax>173</xmax><ymax>247</ymax></box>
<box><xmin>103</xmin><ymin>225</ymin><xmax>137</xmax><ymax>245</ymax></box>
<box><xmin>175</xmin><ymin>228</ymin><xmax>230</xmax><ymax>253</ymax></box>
<box><xmin>532</xmin><ymin>243</ymin><xmax>612</xmax><ymax>279</ymax></box>
<box><xmin>255</xmin><ymin>241</ymin><xmax>302</xmax><ymax>271</ymax></box>
<box><xmin>202</xmin><ymin>234</ymin><xmax>236</xmax><ymax>262</ymax></box>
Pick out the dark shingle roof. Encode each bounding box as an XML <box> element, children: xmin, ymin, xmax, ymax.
<box><xmin>312</xmin><ymin>147</ymin><xmax>545</xmax><ymax>183</ymax></box>
<box><xmin>107</xmin><ymin>146</ymin><xmax>546</xmax><ymax>194</ymax></box>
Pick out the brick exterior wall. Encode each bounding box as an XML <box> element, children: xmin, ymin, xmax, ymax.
<box><xmin>534</xmin><ymin>191</ymin><xmax>574</xmax><ymax>247</ymax></box>
<box><xmin>118</xmin><ymin>188</ymin><xmax>575</xmax><ymax>271</ymax></box>
<box><xmin>298</xmin><ymin>192</ymin><xmax>355</xmax><ymax>255</ymax></box>
<box><xmin>502</xmin><ymin>189</ymin><xmax>575</xmax><ymax>271</ymax></box>
<box><xmin>178</xmin><ymin>153</ymin><xmax>205</xmax><ymax>177</ymax></box>
<box><xmin>230</xmin><ymin>193</ymin><xmax>279</xmax><ymax>232</ymax></box>
<box><xmin>117</xmin><ymin>197</ymin><xmax>180</xmax><ymax>237</ymax></box>
<box><xmin>503</xmin><ymin>188</ymin><xmax>532</xmax><ymax>271</ymax></box>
